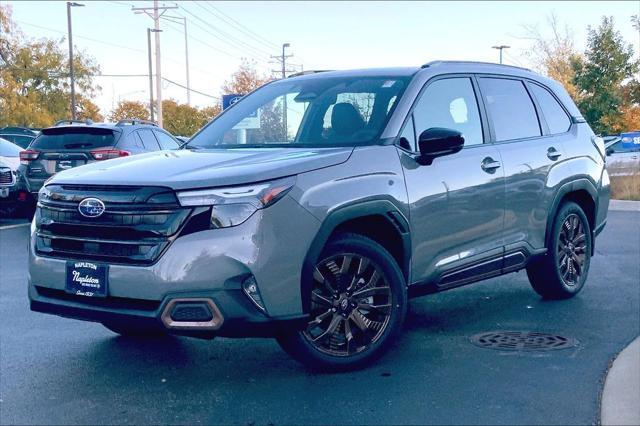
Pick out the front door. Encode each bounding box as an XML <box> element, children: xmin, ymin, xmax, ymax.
<box><xmin>400</xmin><ymin>76</ymin><xmax>505</xmax><ymax>285</ymax></box>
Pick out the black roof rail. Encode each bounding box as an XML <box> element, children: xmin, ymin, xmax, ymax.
<box><xmin>287</xmin><ymin>70</ymin><xmax>334</xmax><ymax>78</ymax></box>
<box><xmin>115</xmin><ymin>119</ymin><xmax>158</xmax><ymax>127</ymax></box>
<box><xmin>421</xmin><ymin>60</ymin><xmax>531</xmax><ymax>72</ymax></box>
<box><xmin>54</xmin><ymin>119</ymin><xmax>94</xmax><ymax>127</ymax></box>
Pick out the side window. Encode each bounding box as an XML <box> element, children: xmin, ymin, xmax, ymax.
<box><xmin>154</xmin><ymin>131</ymin><xmax>180</xmax><ymax>150</ymax></box>
<box><xmin>116</xmin><ymin>132</ymin><xmax>143</xmax><ymax>152</ymax></box>
<box><xmin>529</xmin><ymin>84</ymin><xmax>571</xmax><ymax>134</ymax></box>
<box><xmin>412</xmin><ymin>77</ymin><xmax>484</xmax><ymax>146</ymax></box>
<box><xmin>478</xmin><ymin>78</ymin><xmax>541</xmax><ymax>141</ymax></box>
<box><xmin>137</xmin><ymin>129</ymin><xmax>161</xmax><ymax>151</ymax></box>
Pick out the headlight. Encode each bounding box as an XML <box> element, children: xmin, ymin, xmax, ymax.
<box><xmin>176</xmin><ymin>176</ymin><xmax>295</xmax><ymax>228</ymax></box>
<box><xmin>38</xmin><ymin>185</ymin><xmax>52</xmax><ymax>202</ymax></box>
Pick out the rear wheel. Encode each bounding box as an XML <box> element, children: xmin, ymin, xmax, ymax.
<box><xmin>527</xmin><ymin>201</ymin><xmax>592</xmax><ymax>299</ymax></box>
<box><xmin>102</xmin><ymin>320</ymin><xmax>167</xmax><ymax>338</ymax></box>
<box><xmin>277</xmin><ymin>233</ymin><xmax>407</xmax><ymax>371</ymax></box>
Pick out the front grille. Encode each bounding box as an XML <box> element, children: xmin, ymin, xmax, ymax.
<box><xmin>0</xmin><ymin>168</ymin><xmax>13</xmax><ymax>185</ymax></box>
<box><xmin>35</xmin><ymin>184</ymin><xmax>191</xmax><ymax>265</ymax></box>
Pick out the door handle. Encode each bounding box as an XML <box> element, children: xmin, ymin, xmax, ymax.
<box><xmin>481</xmin><ymin>157</ymin><xmax>501</xmax><ymax>173</ymax></box>
<box><xmin>547</xmin><ymin>147</ymin><xmax>562</xmax><ymax>161</ymax></box>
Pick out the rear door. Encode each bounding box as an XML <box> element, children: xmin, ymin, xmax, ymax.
<box><xmin>477</xmin><ymin>77</ymin><xmax>570</xmax><ymax>253</ymax></box>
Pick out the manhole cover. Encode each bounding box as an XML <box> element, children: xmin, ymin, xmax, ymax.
<box><xmin>470</xmin><ymin>331</ymin><xmax>577</xmax><ymax>352</ymax></box>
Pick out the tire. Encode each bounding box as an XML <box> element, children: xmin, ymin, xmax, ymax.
<box><xmin>102</xmin><ymin>320</ymin><xmax>167</xmax><ymax>338</ymax></box>
<box><xmin>526</xmin><ymin>201</ymin><xmax>592</xmax><ymax>299</ymax></box>
<box><xmin>277</xmin><ymin>233</ymin><xmax>407</xmax><ymax>371</ymax></box>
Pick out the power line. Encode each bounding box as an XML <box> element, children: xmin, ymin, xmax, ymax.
<box><xmin>162</xmin><ymin>19</ymin><xmax>238</xmax><ymax>59</ymax></box>
<box><xmin>177</xmin><ymin>4</ymin><xmax>273</xmax><ymax>64</ymax></box>
<box><xmin>14</xmin><ymin>18</ymin><xmax>202</xmax><ymax>72</ymax></box>
<box><xmin>15</xmin><ymin>20</ymin><xmax>147</xmax><ymax>54</ymax></box>
<box><xmin>199</xmin><ymin>2</ymin><xmax>279</xmax><ymax>50</ymax></box>
<box><xmin>190</xmin><ymin>2</ymin><xmax>275</xmax><ymax>58</ymax></box>
<box><xmin>161</xmin><ymin>77</ymin><xmax>219</xmax><ymax>100</ymax></box>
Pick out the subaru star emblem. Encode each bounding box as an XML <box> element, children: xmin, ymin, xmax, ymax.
<box><xmin>78</xmin><ymin>198</ymin><xmax>105</xmax><ymax>218</ymax></box>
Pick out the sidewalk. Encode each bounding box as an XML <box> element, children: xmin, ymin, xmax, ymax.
<box><xmin>601</xmin><ymin>337</ymin><xmax>640</xmax><ymax>425</ymax></box>
<box><xmin>609</xmin><ymin>199</ymin><xmax>640</xmax><ymax>211</ymax></box>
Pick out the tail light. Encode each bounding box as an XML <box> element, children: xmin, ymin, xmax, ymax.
<box><xmin>90</xmin><ymin>149</ymin><xmax>130</xmax><ymax>161</ymax></box>
<box><xmin>20</xmin><ymin>150</ymin><xmax>40</xmax><ymax>165</ymax></box>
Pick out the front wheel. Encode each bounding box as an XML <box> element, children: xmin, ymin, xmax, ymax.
<box><xmin>527</xmin><ymin>201</ymin><xmax>592</xmax><ymax>299</ymax></box>
<box><xmin>277</xmin><ymin>233</ymin><xmax>407</xmax><ymax>371</ymax></box>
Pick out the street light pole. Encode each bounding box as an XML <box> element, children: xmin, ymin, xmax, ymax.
<box><xmin>492</xmin><ymin>45</ymin><xmax>510</xmax><ymax>64</ymax></box>
<box><xmin>66</xmin><ymin>2</ymin><xmax>84</xmax><ymax>120</ymax></box>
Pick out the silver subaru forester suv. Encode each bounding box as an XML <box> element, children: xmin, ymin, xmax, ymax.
<box><xmin>29</xmin><ymin>61</ymin><xmax>609</xmax><ymax>370</ymax></box>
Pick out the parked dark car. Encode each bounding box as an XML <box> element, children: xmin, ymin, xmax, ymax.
<box><xmin>18</xmin><ymin>119</ymin><xmax>181</xmax><ymax>198</ymax></box>
<box><xmin>0</xmin><ymin>126</ymin><xmax>38</xmax><ymax>149</ymax></box>
<box><xmin>29</xmin><ymin>62</ymin><xmax>609</xmax><ymax>370</ymax></box>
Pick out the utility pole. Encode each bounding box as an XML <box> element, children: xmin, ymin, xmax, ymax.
<box><xmin>271</xmin><ymin>43</ymin><xmax>292</xmax><ymax>140</ymax></box>
<box><xmin>492</xmin><ymin>45</ymin><xmax>510</xmax><ymax>64</ymax></box>
<box><xmin>183</xmin><ymin>18</ymin><xmax>190</xmax><ymax>105</ymax></box>
<box><xmin>162</xmin><ymin>16</ymin><xmax>191</xmax><ymax>105</ymax></box>
<box><xmin>66</xmin><ymin>2</ymin><xmax>84</xmax><ymax>120</ymax></box>
<box><xmin>132</xmin><ymin>2</ymin><xmax>177</xmax><ymax>128</ymax></box>
<box><xmin>147</xmin><ymin>28</ymin><xmax>161</xmax><ymax>122</ymax></box>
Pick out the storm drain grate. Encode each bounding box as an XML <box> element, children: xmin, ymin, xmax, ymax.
<box><xmin>470</xmin><ymin>331</ymin><xmax>578</xmax><ymax>352</ymax></box>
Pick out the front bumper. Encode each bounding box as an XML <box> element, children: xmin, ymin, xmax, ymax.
<box><xmin>29</xmin><ymin>284</ymin><xmax>308</xmax><ymax>338</ymax></box>
<box><xmin>29</xmin><ymin>195</ymin><xmax>320</xmax><ymax>336</ymax></box>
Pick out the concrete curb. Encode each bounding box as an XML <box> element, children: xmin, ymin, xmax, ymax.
<box><xmin>609</xmin><ymin>200</ymin><xmax>640</xmax><ymax>212</ymax></box>
<box><xmin>601</xmin><ymin>337</ymin><xmax>640</xmax><ymax>425</ymax></box>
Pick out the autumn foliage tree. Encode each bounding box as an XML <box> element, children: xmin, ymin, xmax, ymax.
<box><xmin>0</xmin><ymin>4</ymin><xmax>102</xmax><ymax>127</ymax></box>
<box><xmin>162</xmin><ymin>99</ymin><xmax>212</xmax><ymax>136</ymax></box>
<box><xmin>108</xmin><ymin>100</ymin><xmax>149</xmax><ymax>122</ymax></box>
<box><xmin>573</xmin><ymin>16</ymin><xmax>639</xmax><ymax>134</ymax></box>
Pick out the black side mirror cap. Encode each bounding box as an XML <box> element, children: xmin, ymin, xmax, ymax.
<box><xmin>417</xmin><ymin>127</ymin><xmax>465</xmax><ymax>165</ymax></box>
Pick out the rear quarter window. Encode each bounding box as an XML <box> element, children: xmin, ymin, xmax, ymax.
<box><xmin>529</xmin><ymin>83</ymin><xmax>571</xmax><ymax>134</ymax></box>
<box><xmin>31</xmin><ymin>128</ymin><xmax>117</xmax><ymax>150</ymax></box>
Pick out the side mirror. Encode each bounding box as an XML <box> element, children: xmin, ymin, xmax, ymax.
<box><xmin>605</xmin><ymin>148</ymin><xmax>613</xmax><ymax>156</ymax></box>
<box><xmin>417</xmin><ymin>127</ymin><xmax>465</xmax><ymax>165</ymax></box>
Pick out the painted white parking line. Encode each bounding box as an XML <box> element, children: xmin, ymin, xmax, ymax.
<box><xmin>0</xmin><ymin>223</ymin><xmax>30</xmax><ymax>230</ymax></box>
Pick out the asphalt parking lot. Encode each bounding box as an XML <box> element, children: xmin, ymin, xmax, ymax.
<box><xmin>1</xmin><ymin>211</ymin><xmax>638</xmax><ymax>425</ymax></box>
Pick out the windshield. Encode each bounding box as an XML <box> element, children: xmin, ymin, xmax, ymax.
<box><xmin>187</xmin><ymin>76</ymin><xmax>408</xmax><ymax>149</ymax></box>
<box><xmin>31</xmin><ymin>127</ymin><xmax>117</xmax><ymax>150</ymax></box>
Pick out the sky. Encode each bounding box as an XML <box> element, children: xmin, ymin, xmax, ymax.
<box><xmin>5</xmin><ymin>0</ymin><xmax>640</xmax><ymax>117</ymax></box>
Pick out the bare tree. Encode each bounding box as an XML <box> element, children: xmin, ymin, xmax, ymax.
<box><xmin>520</xmin><ymin>13</ymin><xmax>583</xmax><ymax>101</ymax></box>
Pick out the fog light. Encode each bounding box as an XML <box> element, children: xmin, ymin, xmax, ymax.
<box><xmin>242</xmin><ymin>276</ymin><xmax>266</xmax><ymax>313</ymax></box>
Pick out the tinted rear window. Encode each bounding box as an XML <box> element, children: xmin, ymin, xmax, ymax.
<box><xmin>31</xmin><ymin>127</ymin><xmax>116</xmax><ymax>150</ymax></box>
<box><xmin>529</xmin><ymin>84</ymin><xmax>571</xmax><ymax>134</ymax></box>
<box><xmin>479</xmin><ymin>78</ymin><xmax>541</xmax><ymax>142</ymax></box>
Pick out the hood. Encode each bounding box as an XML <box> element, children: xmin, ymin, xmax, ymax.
<box><xmin>49</xmin><ymin>147</ymin><xmax>354</xmax><ymax>190</ymax></box>
<box><xmin>0</xmin><ymin>156</ymin><xmax>19</xmax><ymax>171</ymax></box>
